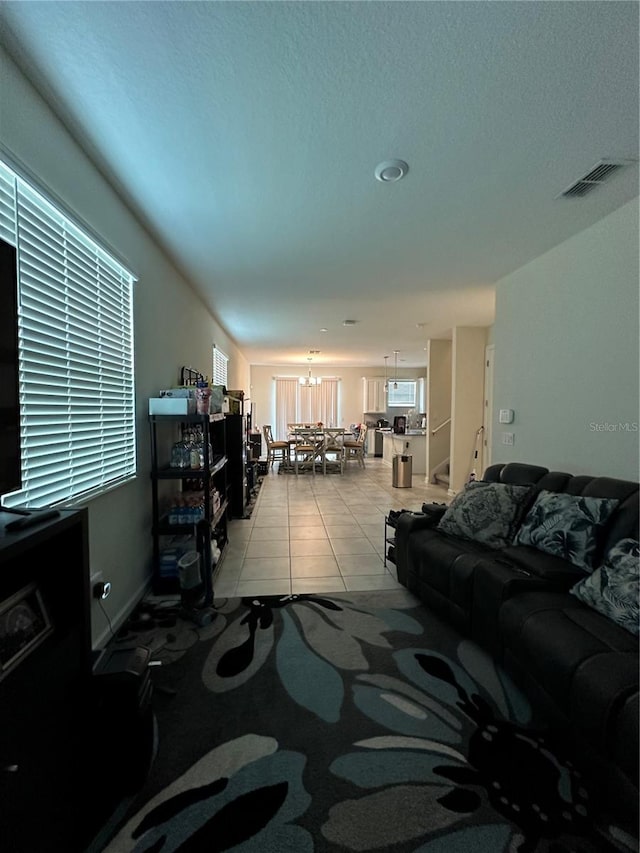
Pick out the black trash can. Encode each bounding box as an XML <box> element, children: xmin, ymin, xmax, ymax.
<box><xmin>392</xmin><ymin>454</ymin><xmax>412</xmax><ymax>488</ymax></box>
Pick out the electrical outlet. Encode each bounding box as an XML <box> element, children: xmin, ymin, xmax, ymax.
<box><xmin>90</xmin><ymin>571</ymin><xmax>108</xmax><ymax>600</ymax></box>
<box><xmin>93</xmin><ymin>580</ymin><xmax>112</xmax><ymax>600</ymax></box>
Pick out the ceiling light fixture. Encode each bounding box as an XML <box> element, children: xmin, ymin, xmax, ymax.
<box><xmin>343</xmin><ymin>319</ymin><xmax>357</xmax><ymax>326</ymax></box>
<box><xmin>300</xmin><ymin>357</ymin><xmax>321</xmax><ymax>387</ymax></box>
<box><xmin>374</xmin><ymin>159</ymin><xmax>409</xmax><ymax>183</ymax></box>
<box><xmin>393</xmin><ymin>351</ymin><xmax>399</xmax><ymax>390</ymax></box>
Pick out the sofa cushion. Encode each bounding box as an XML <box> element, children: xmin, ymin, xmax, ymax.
<box><xmin>570</xmin><ymin>538</ymin><xmax>639</xmax><ymax>636</ymax></box>
<box><xmin>514</xmin><ymin>490</ymin><xmax>619</xmax><ymax>571</ymax></box>
<box><xmin>436</xmin><ymin>481</ymin><xmax>532</xmax><ymax>549</ymax></box>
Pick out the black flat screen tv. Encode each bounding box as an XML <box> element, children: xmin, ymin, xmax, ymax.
<box><xmin>0</xmin><ymin>237</ymin><xmax>21</xmax><ymax>500</ymax></box>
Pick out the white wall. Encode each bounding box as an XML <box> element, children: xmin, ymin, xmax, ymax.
<box><xmin>425</xmin><ymin>339</ymin><xmax>451</xmax><ymax>480</ymax></box>
<box><xmin>450</xmin><ymin>327</ymin><xmax>487</xmax><ymax>492</ymax></box>
<box><xmin>492</xmin><ymin>199</ymin><xmax>639</xmax><ymax>480</ymax></box>
<box><xmin>1</xmin><ymin>47</ymin><xmax>249</xmax><ymax>646</ymax></box>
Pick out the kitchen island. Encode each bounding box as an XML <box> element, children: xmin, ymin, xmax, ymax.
<box><xmin>380</xmin><ymin>430</ymin><xmax>427</xmax><ymax>475</ymax></box>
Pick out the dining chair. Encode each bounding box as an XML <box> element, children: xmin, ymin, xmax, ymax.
<box><xmin>322</xmin><ymin>428</ymin><xmax>345</xmax><ymax>474</ymax></box>
<box><xmin>292</xmin><ymin>427</ymin><xmax>321</xmax><ymax>476</ymax></box>
<box><xmin>343</xmin><ymin>423</ymin><xmax>367</xmax><ymax>468</ymax></box>
<box><xmin>263</xmin><ymin>424</ymin><xmax>289</xmax><ymax>469</ymax></box>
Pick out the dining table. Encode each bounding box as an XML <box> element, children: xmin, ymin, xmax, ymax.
<box><xmin>285</xmin><ymin>425</ymin><xmax>347</xmax><ymax>474</ymax></box>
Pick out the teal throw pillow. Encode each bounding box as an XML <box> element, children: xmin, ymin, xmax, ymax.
<box><xmin>436</xmin><ymin>481</ymin><xmax>533</xmax><ymax>549</ymax></box>
<box><xmin>570</xmin><ymin>538</ymin><xmax>639</xmax><ymax>635</ymax></box>
<box><xmin>514</xmin><ymin>490</ymin><xmax>619</xmax><ymax>571</ymax></box>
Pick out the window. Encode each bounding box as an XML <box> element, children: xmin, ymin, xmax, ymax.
<box><xmin>274</xmin><ymin>376</ymin><xmax>340</xmax><ymax>440</ymax></box>
<box><xmin>0</xmin><ymin>159</ymin><xmax>137</xmax><ymax>509</ymax></box>
<box><xmin>212</xmin><ymin>344</ymin><xmax>228</xmax><ymax>386</ymax></box>
<box><xmin>387</xmin><ymin>380</ymin><xmax>417</xmax><ymax>407</ymax></box>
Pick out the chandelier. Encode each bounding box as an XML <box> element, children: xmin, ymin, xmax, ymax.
<box><xmin>300</xmin><ymin>358</ymin><xmax>321</xmax><ymax>386</ymax></box>
<box><xmin>393</xmin><ymin>351</ymin><xmax>399</xmax><ymax>390</ymax></box>
<box><xmin>383</xmin><ymin>355</ymin><xmax>389</xmax><ymax>392</ymax></box>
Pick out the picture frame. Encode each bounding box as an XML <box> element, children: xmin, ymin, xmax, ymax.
<box><xmin>0</xmin><ymin>581</ymin><xmax>53</xmax><ymax>682</ymax></box>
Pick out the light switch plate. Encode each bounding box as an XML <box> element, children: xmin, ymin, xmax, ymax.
<box><xmin>501</xmin><ymin>432</ymin><xmax>515</xmax><ymax>446</ymax></box>
<box><xmin>499</xmin><ymin>409</ymin><xmax>514</xmax><ymax>424</ymax></box>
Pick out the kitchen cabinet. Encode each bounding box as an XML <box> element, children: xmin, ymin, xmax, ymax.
<box><xmin>149</xmin><ymin>413</ymin><xmax>229</xmax><ymax>601</ymax></box>
<box><xmin>362</xmin><ymin>378</ymin><xmax>386</xmax><ymax>413</ymax></box>
<box><xmin>381</xmin><ymin>431</ymin><xmax>427</xmax><ymax>475</ymax></box>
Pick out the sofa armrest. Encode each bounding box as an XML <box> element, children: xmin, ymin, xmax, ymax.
<box><xmin>471</xmin><ymin>559</ymin><xmax>571</xmax><ymax>658</ymax></box>
<box><xmin>421</xmin><ymin>502</ymin><xmax>448</xmax><ymax>523</ymax></box>
<box><xmin>394</xmin><ymin>511</ymin><xmax>440</xmax><ymax>587</ymax></box>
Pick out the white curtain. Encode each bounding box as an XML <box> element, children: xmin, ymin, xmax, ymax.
<box><xmin>317</xmin><ymin>379</ymin><xmax>339</xmax><ymax>427</ymax></box>
<box><xmin>275</xmin><ymin>378</ymin><xmax>298</xmax><ymax>440</ymax></box>
<box><xmin>275</xmin><ymin>376</ymin><xmax>340</xmax><ymax>436</ymax></box>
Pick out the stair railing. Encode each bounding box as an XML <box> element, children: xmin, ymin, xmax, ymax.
<box><xmin>431</xmin><ymin>417</ymin><xmax>451</xmax><ymax>436</ymax></box>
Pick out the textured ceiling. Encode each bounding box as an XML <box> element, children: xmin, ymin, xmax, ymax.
<box><xmin>1</xmin><ymin>1</ymin><xmax>638</xmax><ymax>367</ymax></box>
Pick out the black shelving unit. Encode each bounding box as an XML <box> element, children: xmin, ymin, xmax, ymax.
<box><xmin>384</xmin><ymin>513</ymin><xmax>397</xmax><ymax>567</ymax></box>
<box><xmin>225</xmin><ymin>402</ymin><xmax>247</xmax><ymax>519</ymax></box>
<box><xmin>149</xmin><ymin>413</ymin><xmax>229</xmax><ymax>601</ymax></box>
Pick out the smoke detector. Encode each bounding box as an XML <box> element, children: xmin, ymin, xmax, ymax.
<box><xmin>374</xmin><ymin>160</ymin><xmax>409</xmax><ymax>183</ymax></box>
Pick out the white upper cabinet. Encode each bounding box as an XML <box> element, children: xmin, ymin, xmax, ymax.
<box><xmin>362</xmin><ymin>378</ymin><xmax>386</xmax><ymax>412</ymax></box>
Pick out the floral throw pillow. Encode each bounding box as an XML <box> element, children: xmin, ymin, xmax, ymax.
<box><xmin>570</xmin><ymin>538</ymin><xmax>639</xmax><ymax>635</ymax></box>
<box><xmin>514</xmin><ymin>490</ymin><xmax>619</xmax><ymax>571</ymax></box>
<box><xmin>436</xmin><ymin>481</ymin><xmax>533</xmax><ymax>549</ymax></box>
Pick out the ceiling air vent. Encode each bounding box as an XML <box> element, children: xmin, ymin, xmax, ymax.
<box><xmin>558</xmin><ymin>159</ymin><xmax>629</xmax><ymax>199</ymax></box>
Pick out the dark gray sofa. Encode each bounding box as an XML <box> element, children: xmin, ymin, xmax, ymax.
<box><xmin>394</xmin><ymin>461</ymin><xmax>639</xmax><ymax>826</ymax></box>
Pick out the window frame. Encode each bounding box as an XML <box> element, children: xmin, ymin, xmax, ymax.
<box><xmin>212</xmin><ymin>344</ymin><xmax>228</xmax><ymax>387</ymax></box>
<box><xmin>0</xmin><ymin>158</ymin><xmax>137</xmax><ymax>510</ymax></box>
<box><xmin>387</xmin><ymin>380</ymin><xmax>417</xmax><ymax>408</ymax></box>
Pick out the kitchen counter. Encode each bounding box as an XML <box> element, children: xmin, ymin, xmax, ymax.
<box><xmin>380</xmin><ymin>431</ymin><xmax>426</xmax><ymax>475</ymax></box>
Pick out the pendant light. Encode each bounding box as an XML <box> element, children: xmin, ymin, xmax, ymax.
<box><xmin>393</xmin><ymin>351</ymin><xmax>399</xmax><ymax>390</ymax></box>
<box><xmin>300</xmin><ymin>357</ymin><xmax>320</xmax><ymax>386</ymax></box>
<box><xmin>383</xmin><ymin>355</ymin><xmax>389</xmax><ymax>392</ymax></box>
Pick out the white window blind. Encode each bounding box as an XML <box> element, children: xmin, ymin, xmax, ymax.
<box><xmin>1</xmin><ymin>159</ymin><xmax>137</xmax><ymax>509</ymax></box>
<box><xmin>0</xmin><ymin>163</ymin><xmax>17</xmax><ymax>245</ymax></box>
<box><xmin>212</xmin><ymin>344</ymin><xmax>228</xmax><ymax>386</ymax></box>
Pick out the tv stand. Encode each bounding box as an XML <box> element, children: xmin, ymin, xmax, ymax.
<box><xmin>4</xmin><ymin>508</ymin><xmax>61</xmax><ymax>531</ymax></box>
<box><xmin>0</xmin><ymin>508</ymin><xmax>98</xmax><ymax>852</ymax></box>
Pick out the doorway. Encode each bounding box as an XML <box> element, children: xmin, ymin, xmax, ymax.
<box><xmin>482</xmin><ymin>345</ymin><xmax>494</xmax><ymax>472</ymax></box>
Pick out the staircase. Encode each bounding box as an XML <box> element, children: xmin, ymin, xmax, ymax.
<box><xmin>434</xmin><ymin>461</ymin><xmax>450</xmax><ymax>488</ymax></box>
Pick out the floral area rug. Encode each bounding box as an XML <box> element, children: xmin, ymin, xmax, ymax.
<box><xmin>102</xmin><ymin>589</ymin><xmax>637</xmax><ymax>853</ymax></box>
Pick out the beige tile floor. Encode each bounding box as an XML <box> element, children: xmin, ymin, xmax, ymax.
<box><xmin>214</xmin><ymin>456</ymin><xmax>450</xmax><ymax>598</ymax></box>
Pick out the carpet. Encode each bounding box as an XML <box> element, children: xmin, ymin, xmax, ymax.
<box><xmin>102</xmin><ymin>590</ymin><xmax>637</xmax><ymax>853</ymax></box>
